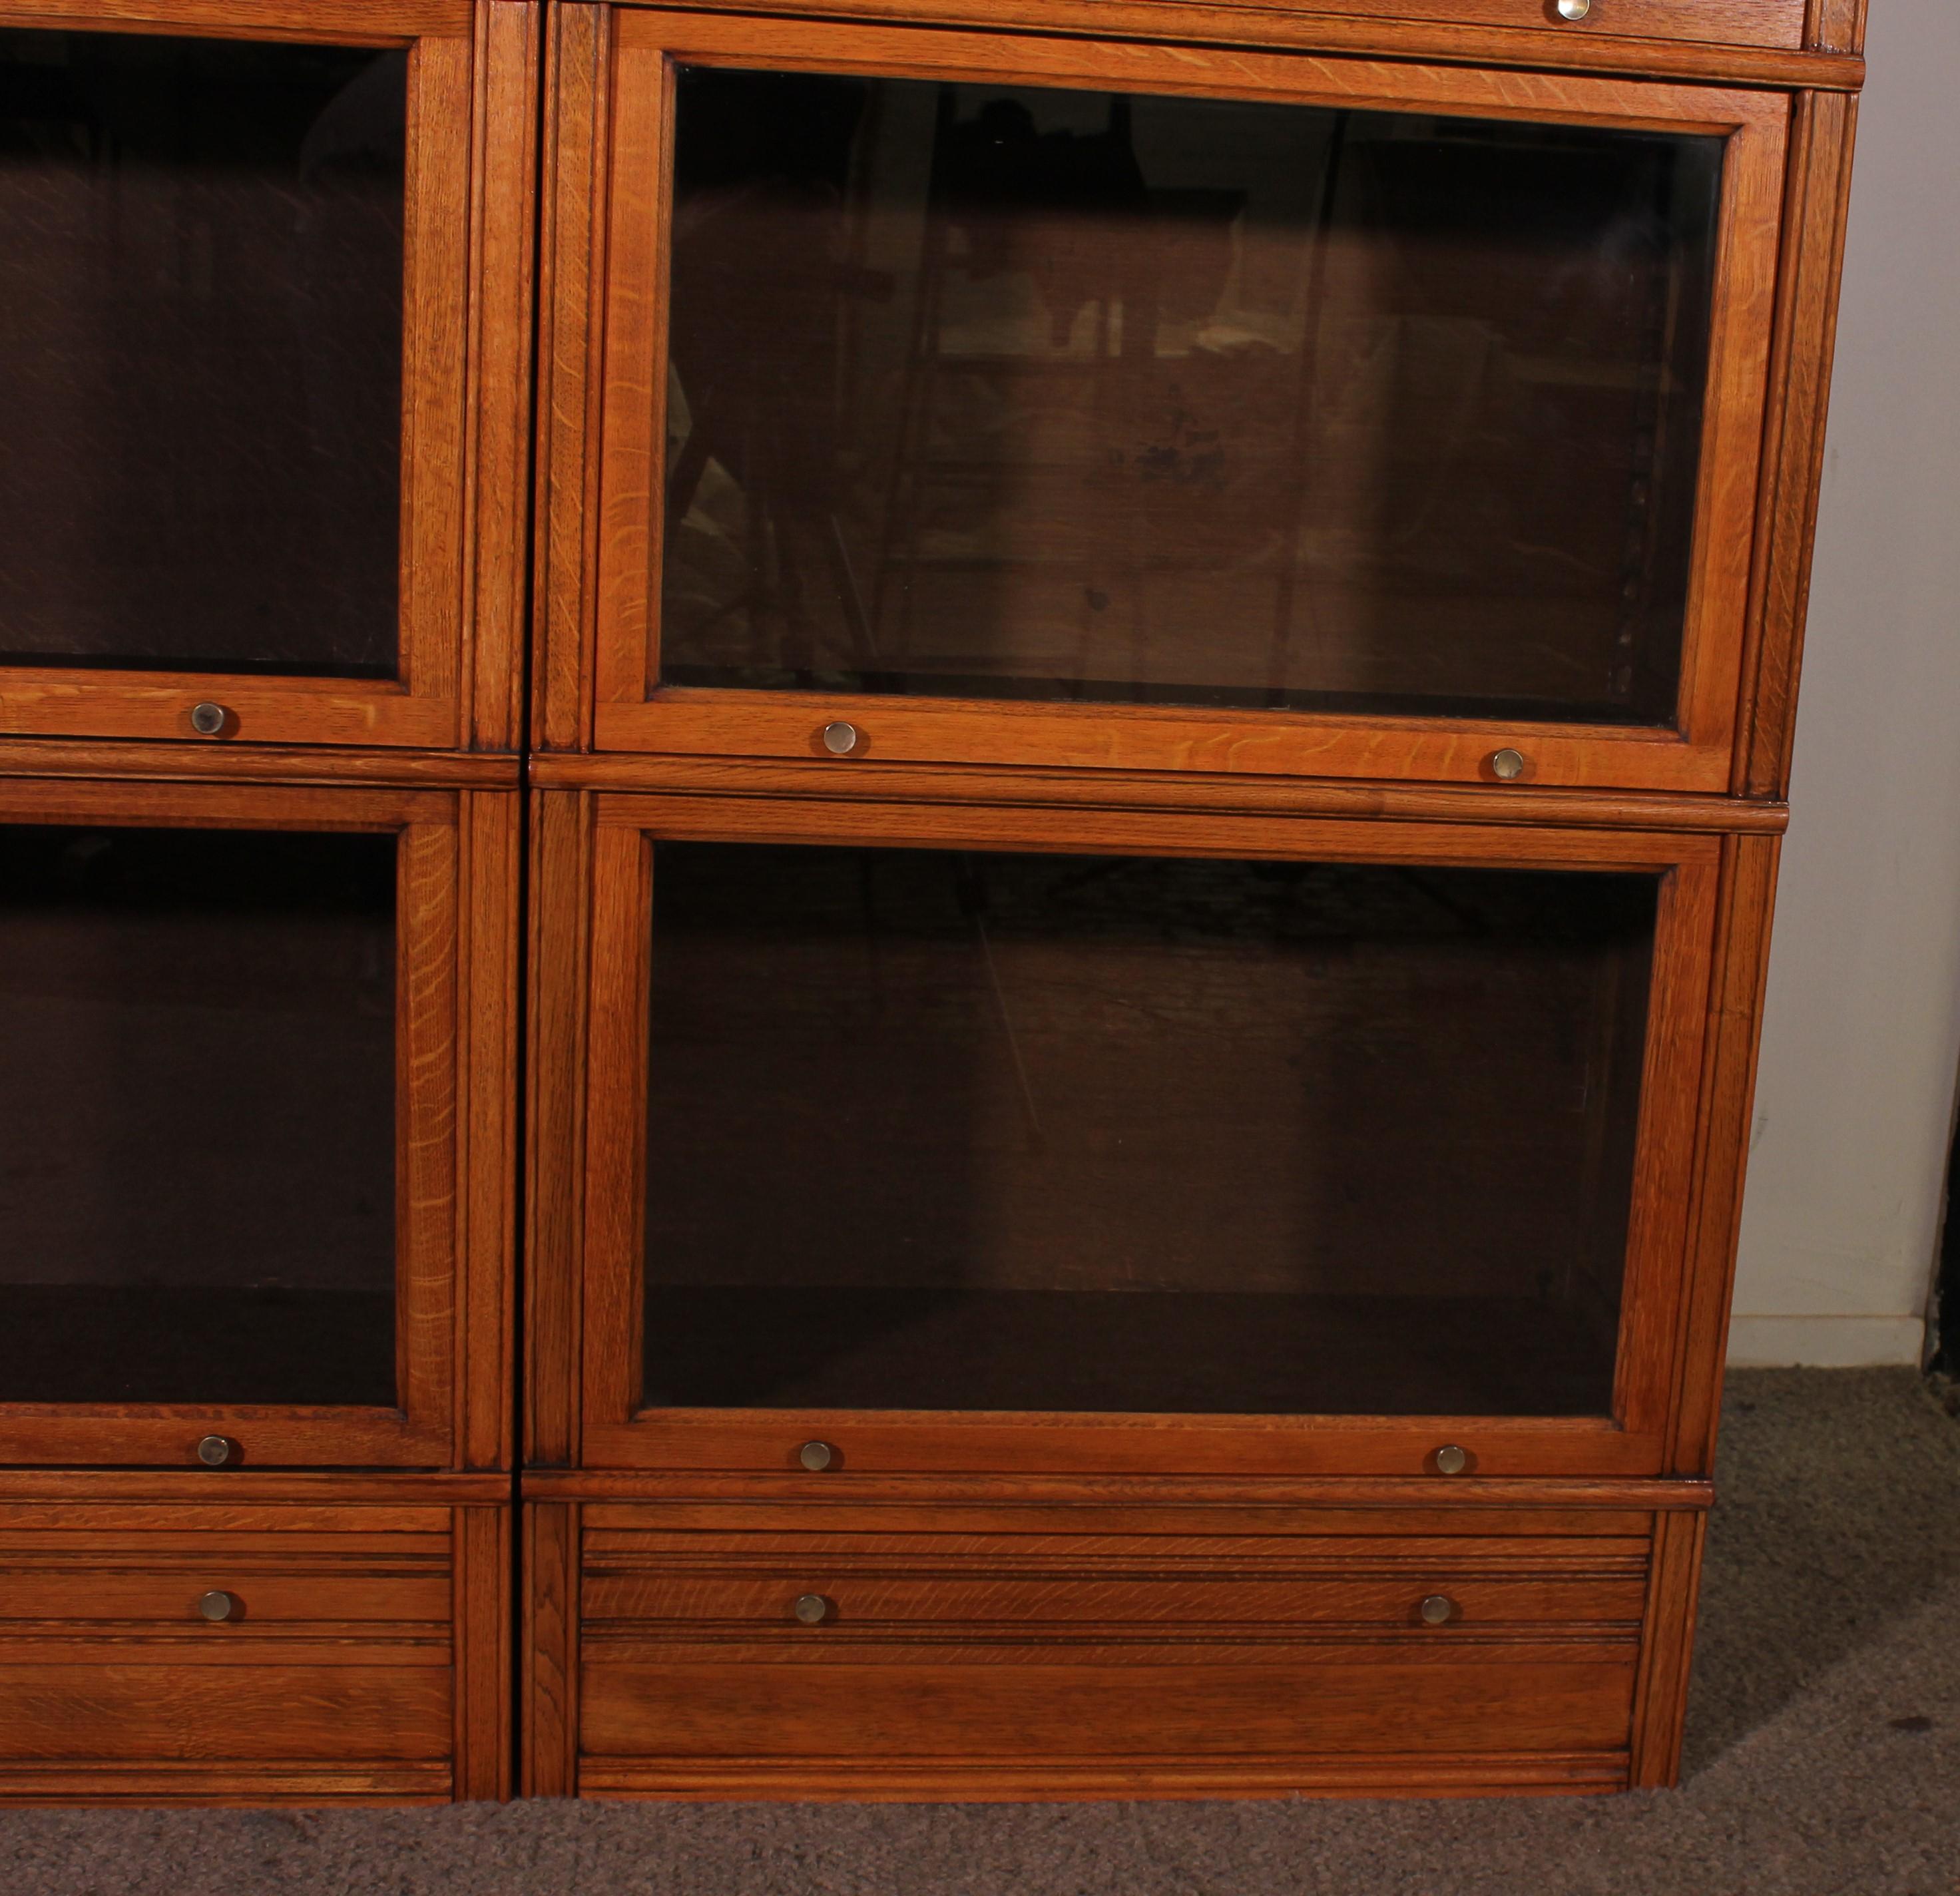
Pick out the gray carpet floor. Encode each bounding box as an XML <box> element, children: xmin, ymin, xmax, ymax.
<box><xmin>7</xmin><ymin>1367</ymin><xmax>1959</xmax><ymax>1895</ymax></box>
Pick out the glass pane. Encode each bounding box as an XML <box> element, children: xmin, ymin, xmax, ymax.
<box><xmin>0</xmin><ymin>31</ymin><xmax>404</xmax><ymax>678</ymax></box>
<box><xmin>661</xmin><ymin>70</ymin><xmax>1720</xmax><ymax>726</ymax></box>
<box><xmin>0</xmin><ymin>826</ymin><xmax>397</xmax><ymax>1405</ymax></box>
<box><xmin>643</xmin><ymin>843</ymin><xmax>1656</xmax><ymax>1417</ymax></box>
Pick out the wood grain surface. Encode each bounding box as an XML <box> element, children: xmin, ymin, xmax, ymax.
<box><xmin>458</xmin><ymin>792</ymin><xmax>523</xmax><ymax>1471</ymax></box>
<box><xmin>465</xmin><ymin>1</ymin><xmax>543</xmax><ymax>752</ymax></box>
<box><xmin>525</xmin><ymin>793</ymin><xmax>596</xmax><ymax>1468</ymax></box>
<box><xmin>533</xmin><ymin>4</ymin><xmax>612</xmax><ymax>753</ymax></box>
<box><xmin>585</xmin><ymin>15</ymin><xmax>1787</xmax><ymax>797</ymax></box>
<box><xmin>0</xmin><ymin>0</ymin><xmax>466</xmax><ymax>45</ymax></box>
<box><xmin>1665</xmin><ymin>832</ymin><xmax>1782</xmax><ymax>1476</ymax></box>
<box><xmin>0</xmin><ymin>741</ymin><xmax>519</xmax><ymax>788</ymax></box>
<box><xmin>565</xmin><ymin>1500</ymin><xmax>1655</xmax><ymax>1795</ymax></box>
<box><xmin>599</xmin><ymin>0</ymin><xmax>1859</xmax><ymax>90</ymax></box>
<box><xmin>1</xmin><ymin>0</ymin><xmax>1868</xmax><ymax>1807</ymax></box>
<box><xmin>1736</xmin><ymin>91</ymin><xmax>1861</xmax><ymax>798</ymax></box>
<box><xmin>0</xmin><ymin>0</ymin><xmax>486</xmax><ymax>750</ymax></box>
<box><xmin>1626</xmin><ymin>1505</ymin><xmax>1706</xmax><ymax>1787</ymax></box>
<box><xmin>522</xmin><ymin>1501</ymin><xmax>581</xmax><ymax>1797</ymax></box>
<box><xmin>0</xmin><ymin>782</ymin><xmax>465</xmax><ymax>1469</ymax></box>
<box><xmin>541</xmin><ymin>793</ymin><xmax>1721</xmax><ymax>1480</ymax></box>
<box><xmin>454</xmin><ymin>1502</ymin><xmax>515</xmax><ymax>1799</ymax></box>
<box><xmin>0</xmin><ymin>1496</ymin><xmax>482</xmax><ymax>1803</ymax></box>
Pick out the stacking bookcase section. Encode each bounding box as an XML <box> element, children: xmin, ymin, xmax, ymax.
<box><xmin>519</xmin><ymin>775</ymin><xmax>1777</xmax><ymax>1794</ymax></box>
<box><xmin>0</xmin><ymin>1487</ymin><xmax>511</xmax><ymax>1804</ymax></box>
<box><xmin>527</xmin><ymin>790</ymin><xmax>1744</xmax><ymax>1484</ymax></box>
<box><xmin>0</xmin><ymin>778</ymin><xmax>519</xmax><ymax>1473</ymax></box>
<box><xmin>519</xmin><ymin>1493</ymin><xmax>1710</xmax><ymax>1799</ymax></box>
<box><xmin>536</xmin><ymin>8</ymin><xmax>1794</xmax><ymax>794</ymax></box>
<box><xmin>0</xmin><ymin>0</ymin><xmax>538</xmax><ymax>752</ymax></box>
<box><xmin>518</xmin><ymin>0</ymin><xmax>1866</xmax><ymax>1808</ymax></box>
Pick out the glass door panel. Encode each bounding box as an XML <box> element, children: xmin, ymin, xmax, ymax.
<box><xmin>0</xmin><ymin>824</ymin><xmax>396</xmax><ymax>1405</ymax></box>
<box><xmin>0</xmin><ymin>31</ymin><xmax>404</xmax><ymax>678</ymax></box>
<box><xmin>640</xmin><ymin>841</ymin><xmax>1656</xmax><ymax>1419</ymax></box>
<box><xmin>659</xmin><ymin>67</ymin><xmax>1721</xmax><ymax>726</ymax></box>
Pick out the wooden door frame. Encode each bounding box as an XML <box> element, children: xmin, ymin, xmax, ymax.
<box><xmin>555</xmin><ymin>11</ymin><xmax>1787</xmax><ymax>795</ymax></box>
<box><xmin>528</xmin><ymin>786</ymin><xmax>1726</xmax><ymax>1479</ymax></box>
<box><xmin>0</xmin><ymin>778</ymin><xmax>517</xmax><ymax>1468</ymax></box>
<box><xmin>0</xmin><ymin>0</ymin><xmax>537</xmax><ymax>753</ymax></box>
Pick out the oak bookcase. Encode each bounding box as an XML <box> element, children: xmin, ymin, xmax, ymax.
<box><xmin>0</xmin><ymin>0</ymin><xmax>1866</xmax><ymax>1802</ymax></box>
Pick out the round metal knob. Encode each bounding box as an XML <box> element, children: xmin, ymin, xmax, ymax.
<box><xmin>793</xmin><ymin>1593</ymin><xmax>832</xmax><ymax>1626</ymax></box>
<box><xmin>195</xmin><ymin>1435</ymin><xmax>236</xmax><ymax>1467</ymax></box>
<box><xmin>1419</xmin><ymin>1594</ymin><xmax>1457</xmax><ymax>1626</ymax></box>
<box><xmin>821</xmin><ymin>720</ymin><xmax>860</xmax><ymax>756</ymax></box>
<box><xmin>188</xmin><ymin>702</ymin><xmax>229</xmax><ymax>737</ymax></box>
<box><xmin>1557</xmin><ymin>0</ymin><xmax>1591</xmax><ymax>18</ymax></box>
<box><xmin>1489</xmin><ymin>748</ymin><xmax>1527</xmax><ymax>782</ymax></box>
<box><xmin>798</xmin><ymin>1440</ymin><xmax>835</xmax><ymax>1472</ymax></box>
<box><xmin>196</xmin><ymin>1589</ymin><xmax>240</xmax><ymax>1623</ymax></box>
<box><xmin>1433</xmin><ymin>1443</ymin><xmax>1469</xmax><ymax>1475</ymax></box>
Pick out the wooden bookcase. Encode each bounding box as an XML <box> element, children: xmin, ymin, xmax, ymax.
<box><xmin>0</xmin><ymin>0</ymin><xmax>1863</xmax><ymax>1803</ymax></box>
<box><xmin>0</xmin><ymin>0</ymin><xmax>534</xmax><ymax>1803</ymax></box>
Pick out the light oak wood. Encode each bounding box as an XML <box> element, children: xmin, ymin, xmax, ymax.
<box><xmin>525</xmin><ymin>793</ymin><xmax>597</xmax><ymax>1468</ymax></box>
<box><xmin>576</xmin><ymin>1752</ymin><xmax>1630</xmax><ymax>1800</ymax></box>
<box><xmin>0</xmin><ymin>780</ymin><xmax>489</xmax><ymax>1471</ymax></box>
<box><xmin>596</xmin><ymin>0</ymin><xmax>1861</xmax><ymax>91</ymax></box>
<box><xmin>458</xmin><ymin>793</ymin><xmax>524</xmax><ymax>1472</ymax></box>
<box><xmin>535</xmin><ymin>1475</ymin><xmax>1710</xmax><ymax>1515</ymax></box>
<box><xmin>0</xmin><ymin>740</ymin><xmax>519</xmax><ymax>789</ymax></box>
<box><xmin>527</xmin><ymin>752</ymin><xmax>1790</xmax><ymax>833</ymax></box>
<box><xmin>534</xmin><ymin>792</ymin><xmax>1720</xmax><ymax>1479</ymax></box>
<box><xmin>3</xmin><ymin>0</ymin><xmax>1867</xmax><ymax>1807</ymax></box>
<box><xmin>592</xmin><ymin>1572</ymin><xmax>1650</xmax><ymax>1628</ymax></box>
<box><xmin>601</xmin><ymin>697</ymin><xmax>1736</xmax><ymax>795</ymax></box>
<box><xmin>465</xmin><ymin>0</ymin><xmax>543</xmax><ymax>752</ymax></box>
<box><xmin>1666</xmin><ymin>833</ymin><xmax>1782</xmax><ymax>1475</ymax></box>
<box><xmin>584</xmin><ymin>16</ymin><xmax>1788</xmax><ymax>798</ymax></box>
<box><xmin>0</xmin><ymin>1476</ymin><xmax>508</xmax><ymax>1506</ymax></box>
<box><xmin>0</xmin><ymin>1762</ymin><xmax>453</xmax><ymax>1805</ymax></box>
<box><xmin>554</xmin><ymin>1500</ymin><xmax>1657</xmax><ymax>1796</ymax></box>
<box><xmin>0</xmin><ymin>1497</ymin><xmax>518</xmax><ymax>1804</ymax></box>
<box><xmin>0</xmin><ymin>1667</ymin><xmax>451</xmax><ymax>1760</ymax></box>
<box><xmin>0</xmin><ymin>676</ymin><xmax>457</xmax><ymax>751</ymax></box>
<box><xmin>1627</xmin><ymin>1507</ymin><xmax>1706</xmax><ymax>1787</ymax></box>
<box><xmin>0</xmin><ymin>0</ymin><xmax>465</xmax><ymax>43</ymax></box>
<box><xmin>1102</xmin><ymin>0</ymin><xmax>1809</xmax><ymax>52</ymax></box>
<box><xmin>0</xmin><ymin>0</ymin><xmax>512</xmax><ymax>753</ymax></box>
<box><xmin>1806</xmin><ymin>0</ymin><xmax>1867</xmax><ymax>55</ymax></box>
<box><xmin>523</xmin><ymin>1501</ymin><xmax>581</xmax><ymax>1797</ymax></box>
<box><xmin>455</xmin><ymin>1503</ymin><xmax>515</xmax><ymax>1800</ymax></box>
<box><xmin>1737</xmin><ymin>91</ymin><xmax>1862</xmax><ymax>798</ymax></box>
<box><xmin>582</xmin><ymin>1652</ymin><xmax>1636</xmax><ymax>1766</ymax></box>
<box><xmin>533</xmin><ymin>3</ymin><xmax>612</xmax><ymax>753</ymax></box>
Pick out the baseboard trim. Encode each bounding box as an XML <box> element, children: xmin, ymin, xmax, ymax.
<box><xmin>1725</xmin><ymin>1315</ymin><xmax>1926</xmax><ymax>1367</ymax></box>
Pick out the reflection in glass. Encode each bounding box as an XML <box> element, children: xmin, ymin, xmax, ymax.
<box><xmin>0</xmin><ymin>826</ymin><xmax>397</xmax><ymax>1405</ymax></box>
<box><xmin>642</xmin><ymin>843</ymin><xmax>1656</xmax><ymax>1417</ymax></box>
<box><xmin>0</xmin><ymin>31</ymin><xmax>405</xmax><ymax>676</ymax></box>
<box><xmin>661</xmin><ymin>70</ymin><xmax>1720</xmax><ymax>725</ymax></box>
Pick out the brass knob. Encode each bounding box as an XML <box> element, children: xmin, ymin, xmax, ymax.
<box><xmin>793</xmin><ymin>1593</ymin><xmax>832</xmax><ymax>1625</ymax></box>
<box><xmin>1557</xmin><ymin>0</ymin><xmax>1591</xmax><ymax>17</ymax></box>
<box><xmin>196</xmin><ymin>1589</ymin><xmax>240</xmax><ymax>1622</ymax></box>
<box><xmin>1434</xmin><ymin>1444</ymin><xmax>1469</xmax><ymax>1475</ymax></box>
<box><xmin>1489</xmin><ymin>748</ymin><xmax>1527</xmax><ymax>781</ymax></box>
<box><xmin>798</xmin><ymin>1440</ymin><xmax>835</xmax><ymax>1472</ymax></box>
<box><xmin>195</xmin><ymin>1435</ymin><xmax>236</xmax><ymax>1467</ymax></box>
<box><xmin>188</xmin><ymin>702</ymin><xmax>229</xmax><ymax>737</ymax></box>
<box><xmin>821</xmin><ymin>720</ymin><xmax>860</xmax><ymax>756</ymax></box>
<box><xmin>1419</xmin><ymin>1594</ymin><xmax>1456</xmax><ymax>1626</ymax></box>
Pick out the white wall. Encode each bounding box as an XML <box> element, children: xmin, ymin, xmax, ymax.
<box><xmin>1728</xmin><ymin>0</ymin><xmax>1960</xmax><ymax>1367</ymax></box>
